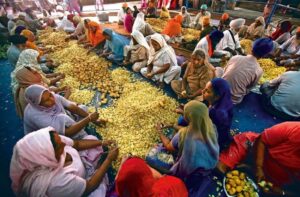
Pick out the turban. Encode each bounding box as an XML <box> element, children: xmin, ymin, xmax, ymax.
<box><xmin>200</xmin><ymin>4</ymin><xmax>208</xmax><ymax>10</ymax></box>
<box><xmin>210</xmin><ymin>30</ymin><xmax>224</xmax><ymax>41</ymax></box>
<box><xmin>122</xmin><ymin>3</ymin><xmax>128</xmax><ymax>8</ymax></box>
<box><xmin>8</xmin><ymin>35</ymin><xmax>27</xmax><ymax>45</ymax></box>
<box><xmin>15</xmin><ymin>26</ymin><xmax>27</xmax><ymax>35</ymax></box>
<box><xmin>229</xmin><ymin>18</ymin><xmax>245</xmax><ymax>29</ymax></box>
<box><xmin>252</xmin><ymin>38</ymin><xmax>274</xmax><ymax>58</ymax></box>
<box><xmin>221</xmin><ymin>13</ymin><xmax>229</xmax><ymax>21</ymax></box>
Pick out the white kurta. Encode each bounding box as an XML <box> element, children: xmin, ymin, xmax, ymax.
<box><xmin>216</xmin><ymin>29</ymin><xmax>241</xmax><ymax>51</ymax></box>
<box><xmin>222</xmin><ymin>55</ymin><xmax>263</xmax><ymax>104</ymax></box>
<box><xmin>141</xmin><ymin>51</ymin><xmax>181</xmax><ymax>84</ymax></box>
<box><xmin>279</xmin><ymin>35</ymin><xmax>300</xmax><ymax>55</ymax></box>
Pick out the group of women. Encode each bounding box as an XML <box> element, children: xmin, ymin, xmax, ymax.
<box><xmin>3</xmin><ymin>2</ymin><xmax>300</xmax><ymax>197</ymax></box>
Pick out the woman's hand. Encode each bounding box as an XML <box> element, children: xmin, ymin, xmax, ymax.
<box><xmin>107</xmin><ymin>147</ymin><xmax>119</xmax><ymax>161</ymax></box>
<box><xmin>102</xmin><ymin>140</ymin><xmax>116</xmax><ymax>147</ymax></box>
<box><xmin>155</xmin><ymin>123</ymin><xmax>163</xmax><ymax>133</ymax></box>
<box><xmin>93</xmin><ymin>118</ymin><xmax>107</xmax><ymax>127</ymax></box>
<box><xmin>146</xmin><ymin>72</ymin><xmax>154</xmax><ymax>79</ymax></box>
<box><xmin>89</xmin><ymin>112</ymin><xmax>99</xmax><ymax>122</ymax></box>
<box><xmin>255</xmin><ymin>166</ymin><xmax>265</xmax><ymax>183</ymax></box>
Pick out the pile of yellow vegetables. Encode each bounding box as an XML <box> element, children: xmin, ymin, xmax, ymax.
<box><xmin>258</xmin><ymin>58</ymin><xmax>286</xmax><ymax>84</ymax></box>
<box><xmin>240</xmin><ymin>39</ymin><xmax>253</xmax><ymax>55</ymax></box>
<box><xmin>94</xmin><ymin>71</ymin><xmax>178</xmax><ymax>167</ymax></box>
<box><xmin>69</xmin><ymin>89</ymin><xmax>95</xmax><ymax>105</ymax></box>
<box><xmin>146</xmin><ymin>18</ymin><xmax>200</xmax><ymax>42</ymax></box>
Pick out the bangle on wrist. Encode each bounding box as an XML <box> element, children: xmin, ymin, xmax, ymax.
<box><xmin>88</xmin><ymin>115</ymin><xmax>92</xmax><ymax>122</ymax></box>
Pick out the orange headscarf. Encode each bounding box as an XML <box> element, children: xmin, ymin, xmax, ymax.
<box><xmin>87</xmin><ymin>21</ymin><xmax>106</xmax><ymax>47</ymax></box>
<box><xmin>297</xmin><ymin>26</ymin><xmax>300</xmax><ymax>34</ymax></box>
<box><xmin>116</xmin><ymin>157</ymin><xmax>188</xmax><ymax>197</ymax></box>
<box><xmin>202</xmin><ymin>16</ymin><xmax>210</xmax><ymax>26</ymax></box>
<box><xmin>162</xmin><ymin>15</ymin><xmax>183</xmax><ymax>37</ymax></box>
<box><xmin>21</xmin><ymin>29</ymin><xmax>43</xmax><ymax>56</ymax></box>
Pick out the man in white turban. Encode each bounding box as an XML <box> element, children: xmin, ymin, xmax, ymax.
<box><xmin>214</xmin><ymin>18</ymin><xmax>246</xmax><ymax>57</ymax></box>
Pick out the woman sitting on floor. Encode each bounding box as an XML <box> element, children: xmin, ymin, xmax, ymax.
<box><xmin>171</xmin><ymin>49</ymin><xmax>215</xmax><ymax>101</ymax></box>
<box><xmin>156</xmin><ymin>101</ymin><xmax>219</xmax><ymax>196</ymax></box>
<box><xmin>10</xmin><ymin>127</ymin><xmax>118</xmax><ymax>197</ymax></box>
<box><xmin>217</xmin><ymin>122</ymin><xmax>300</xmax><ymax>196</ymax></box>
<box><xmin>11</xmin><ymin>49</ymin><xmax>64</xmax><ymax>93</ymax></box>
<box><xmin>123</xmin><ymin>30</ymin><xmax>150</xmax><ymax>72</ymax></box>
<box><xmin>270</xmin><ymin>20</ymin><xmax>292</xmax><ymax>45</ymax></box>
<box><xmin>180</xmin><ymin>6</ymin><xmax>191</xmax><ymax>28</ymax></box>
<box><xmin>175</xmin><ymin>78</ymin><xmax>233</xmax><ymax>150</ymax></box>
<box><xmin>146</xmin><ymin>0</ymin><xmax>157</xmax><ymax>18</ymax></box>
<box><xmin>160</xmin><ymin>6</ymin><xmax>170</xmax><ymax>21</ymax></box>
<box><xmin>161</xmin><ymin>15</ymin><xmax>183</xmax><ymax>43</ymax></box>
<box><xmin>84</xmin><ymin>21</ymin><xmax>106</xmax><ymax>54</ymax></box>
<box><xmin>141</xmin><ymin>33</ymin><xmax>181</xmax><ymax>87</ymax></box>
<box><xmin>274</xmin><ymin>27</ymin><xmax>300</xmax><ymax>57</ymax></box>
<box><xmin>244</xmin><ymin>16</ymin><xmax>265</xmax><ymax>40</ymax></box>
<box><xmin>124</xmin><ymin>7</ymin><xmax>134</xmax><ymax>33</ymax></box>
<box><xmin>132</xmin><ymin>12</ymin><xmax>156</xmax><ymax>37</ymax></box>
<box><xmin>23</xmin><ymin>85</ymin><xmax>105</xmax><ymax>139</ymax></box>
<box><xmin>115</xmin><ymin>157</ymin><xmax>188</xmax><ymax>197</ymax></box>
<box><xmin>66</xmin><ymin>15</ymin><xmax>86</xmax><ymax>41</ymax></box>
<box><xmin>14</xmin><ymin>66</ymin><xmax>70</xmax><ymax>118</ymax></box>
<box><xmin>101</xmin><ymin>28</ymin><xmax>130</xmax><ymax>63</ymax></box>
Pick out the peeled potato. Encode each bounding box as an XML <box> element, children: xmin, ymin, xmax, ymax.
<box><xmin>226</xmin><ymin>173</ymin><xmax>233</xmax><ymax>178</ymax></box>
<box><xmin>232</xmin><ymin>170</ymin><xmax>239</xmax><ymax>176</ymax></box>
<box><xmin>237</xmin><ymin>193</ymin><xmax>244</xmax><ymax>197</ymax></box>
<box><xmin>239</xmin><ymin>172</ymin><xmax>246</xmax><ymax>179</ymax></box>
<box><xmin>243</xmin><ymin>192</ymin><xmax>250</xmax><ymax>197</ymax></box>
<box><xmin>229</xmin><ymin>188</ymin><xmax>237</xmax><ymax>195</ymax></box>
<box><xmin>236</xmin><ymin>186</ymin><xmax>243</xmax><ymax>193</ymax></box>
<box><xmin>229</xmin><ymin>180</ymin><xmax>236</xmax><ymax>187</ymax></box>
<box><xmin>235</xmin><ymin>178</ymin><xmax>241</xmax><ymax>185</ymax></box>
<box><xmin>225</xmin><ymin>184</ymin><xmax>231</xmax><ymax>191</ymax></box>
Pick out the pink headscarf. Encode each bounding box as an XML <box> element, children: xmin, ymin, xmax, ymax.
<box><xmin>10</xmin><ymin>127</ymin><xmax>74</xmax><ymax>196</ymax></box>
<box><xmin>23</xmin><ymin>84</ymin><xmax>75</xmax><ymax>135</ymax></box>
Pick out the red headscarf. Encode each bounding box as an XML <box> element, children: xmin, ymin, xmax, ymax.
<box><xmin>162</xmin><ymin>15</ymin><xmax>183</xmax><ymax>37</ymax></box>
<box><xmin>87</xmin><ymin>21</ymin><xmax>106</xmax><ymax>47</ymax></box>
<box><xmin>271</xmin><ymin>20</ymin><xmax>292</xmax><ymax>40</ymax></box>
<box><xmin>116</xmin><ymin>157</ymin><xmax>188</xmax><ymax>197</ymax></box>
<box><xmin>67</xmin><ymin>14</ymin><xmax>77</xmax><ymax>27</ymax></box>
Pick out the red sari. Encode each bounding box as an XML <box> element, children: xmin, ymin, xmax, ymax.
<box><xmin>261</xmin><ymin>122</ymin><xmax>300</xmax><ymax>186</ymax></box>
<box><xmin>116</xmin><ymin>157</ymin><xmax>188</xmax><ymax>197</ymax></box>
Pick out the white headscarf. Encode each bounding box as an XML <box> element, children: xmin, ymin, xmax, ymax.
<box><xmin>230</xmin><ymin>18</ymin><xmax>246</xmax><ymax>29</ymax></box>
<box><xmin>7</xmin><ymin>14</ymin><xmax>15</xmax><ymax>20</ymax></box>
<box><xmin>10</xmin><ymin>127</ymin><xmax>75</xmax><ymax>196</ymax></box>
<box><xmin>11</xmin><ymin>49</ymin><xmax>41</xmax><ymax>93</ymax></box>
<box><xmin>131</xmin><ymin>30</ymin><xmax>150</xmax><ymax>52</ymax></box>
<box><xmin>132</xmin><ymin>12</ymin><xmax>146</xmax><ymax>32</ymax></box>
<box><xmin>56</xmin><ymin>16</ymin><xmax>75</xmax><ymax>32</ymax></box>
<box><xmin>148</xmin><ymin>33</ymin><xmax>178</xmax><ymax>67</ymax></box>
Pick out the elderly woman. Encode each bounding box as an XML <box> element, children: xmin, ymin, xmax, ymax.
<box><xmin>115</xmin><ymin>157</ymin><xmax>188</xmax><ymax>197</ymax></box>
<box><xmin>7</xmin><ymin>14</ymin><xmax>16</xmax><ymax>35</ymax></box>
<box><xmin>123</xmin><ymin>30</ymin><xmax>150</xmax><ymax>72</ymax></box>
<box><xmin>10</xmin><ymin>127</ymin><xmax>118</xmax><ymax>197</ymax></box>
<box><xmin>156</xmin><ymin>101</ymin><xmax>219</xmax><ymax>196</ymax></box>
<box><xmin>23</xmin><ymin>85</ymin><xmax>105</xmax><ymax>138</ymax></box>
<box><xmin>245</xmin><ymin>16</ymin><xmax>265</xmax><ymax>40</ymax></box>
<box><xmin>124</xmin><ymin>7</ymin><xmax>134</xmax><ymax>33</ymax></box>
<box><xmin>11</xmin><ymin>49</ymin><xmax>64</xmax><ymax>93</ymax></box>
<box><xmin>180</xmin><ymin>6</ymin><xmax>191</xmax><ymax>28</ymax></box>
<box><xmin>175</xmin><ymin>78</ymin><xmax>233</xmax><ymax>150</ymax></box>
<box><xmin>141</xmin><ymin>34</ymin><xmax>181</xmax><ymax>87</ymax></box>
<box><xmin>14</xmin><ymin>66</ymin><xmax>70</xmax><ymax>118</ymax></box>
<box><xmin>101</xmin><ymin>28</ymin><xmax>130</xmax><ymax>62</ymax></box>
<box><xmin>171</xmin><ymin>49</ymin><xmax>214</xmax><ymax>101</ymax></box>
<box><xmin>132</xmin><ymin>12</ymin><xmax>155</xmax><ymax>37</ymax></box>
<box><xmin>218</xmin><ymin>122</ymin><xmax>300</xmax><ymax>196</ymax></box>
<box><xmin>67</xmin><ymin>15</ymin><xmax>86</xmax><ymax>41</ymax></box>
